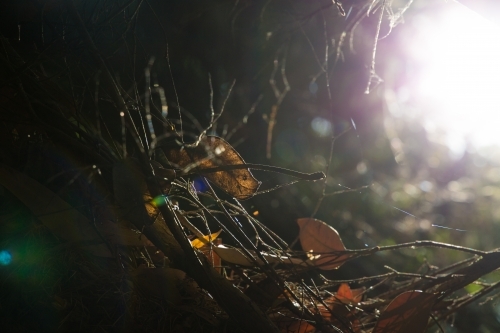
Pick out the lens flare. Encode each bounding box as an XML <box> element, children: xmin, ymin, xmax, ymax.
<box><xmin>311</xmin><ymin>117</ymin><xmax>332</xmax><ymax>137</ymax></box>
<box><xmin>407</xmin><ymin>3</ymin><xmax>500</xmax><ymax>152</ymax></box>
<box><xmin>150</xmin><ymin>195</ymin><xmax>168</xmax><ymax>207</ymax></box>
<box><xmin>0</xmin><ymin>250</ymin><xmax>12</xmax><ymax>266</ymax></box>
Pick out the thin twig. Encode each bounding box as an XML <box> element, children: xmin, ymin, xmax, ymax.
<box><xmin>225</xmin><ymin>94</ymin><xmax>263</xmax><ymax>141</ymax></box>
<box><xmin>324</xmin><ymin>185</ymin><xmax>370</xmax><ymax>196</ymax></box>
<box><xmin>311</xmin><ymin>126</ymin><xmax>351</xmax><ymax>216</ymax></box>
<box><xmin>266</xmin><ymin>47</ymin><xmax>290</xmax><ymax>159</ymax></box>
<box><xmin>364</xmin><ymin>0</ymin><xmax>385</xmax><ymax>94</ymax></box>
<box><xmin>182</xmin><ymin>163</ymin><xmax>325</xmax><ymax>181</ymax></box>
<box><xmin>185</xmin><ymin>79</ymin><xmax>236</xmax><ymax>148</ymax></box>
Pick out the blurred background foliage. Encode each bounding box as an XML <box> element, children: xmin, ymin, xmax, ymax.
<box><xmin>2</xmin><ymin>0</ymin><xmax>500</xmax><ymax>331</ymax></box>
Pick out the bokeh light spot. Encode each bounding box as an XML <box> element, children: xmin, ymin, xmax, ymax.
<box><xmin>151</xmin><ymin>195</ymin><xmax>168</xmax><ymax>207</ymax></box>
<box><xmin>356</xmin><ymin>162</ymin><xmax>367</xmax><ymax>174</ymax></box>
<box><xmin>311</xmin><ymin>117</ymin><xmax>332</xmax><ymax>137</ymax></box>
<box><xmin>419</xmin><ymin>181</ymin><xmax>433</xmax><ymax>192</ymax></box>
<box><xmin>309</xmin><ymin>81</ymin><xmax>318</xmax><ymax>94</ymax></box>
<box><xmin>193</xmin><ymin>177</ymin><xmax>208</xmax><ymax>193</ymax></box>
<box><xmin>0</xmin><ymin>250</ymin><xmax>12</xmax><ymax>266</ymax></box>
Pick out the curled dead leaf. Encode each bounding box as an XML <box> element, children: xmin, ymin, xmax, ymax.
<box><xmin>162</xmin><ymin>136</ymin><xmax>260</xmax><ymax>200</ymax></box>
<box><xmin>372</xmin><ymin>290</ymin><xmax>437</xmax><ymax>333</ymax></box>
<box><xmin>297</xmin><ymin>218</ymin><xmax>353</xmax><ymax>270</ymax></box>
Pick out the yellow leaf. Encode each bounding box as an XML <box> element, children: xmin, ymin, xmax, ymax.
<box><xmin>191</xmin><ymin>230</ymin><xmax>222</xmax><ymax>248</ymax></box>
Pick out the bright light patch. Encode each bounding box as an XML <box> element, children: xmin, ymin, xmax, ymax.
<box><xmin>193</xmin><ymin>177</ymin><xmax>207</xmax><ymax>192</ymax></box>
<box><xmin>311</xmin><ymin>117</ymin><xmax>332</xmax><ymax>137</ymax></box>
<box><xmin>0</xmin><ymin>250</ymin><xmax>12</xmax><ymax>266</ymax></box>
<box><xmin>214</xmin><ymin>145</ymin><xmax>225</xmax><ymax>155</ymax></box>
<box><xmin>309</xmin><ymin>81</ymin><xmax>318</xmax><ymax>94</ymax></box>
<box><xmin>150</xmin><ymin>195</ymin><xmax>168</xmax><ymax>207</ymax></box>
<box><xmin>409</xmin><ymin>3</ymin><xmax>500</xmax><ymax>152</ymax></box>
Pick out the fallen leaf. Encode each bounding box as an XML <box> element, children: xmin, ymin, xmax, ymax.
<box><xmin>337</xmin><ymin>283</ymin><xmax>354</xmax><ymax>301</ymax></box>
<box><xmin>297</xmin><ymin>218</ymin><xmax>352</xmax><ymax>270</ymax></box>
<box><xmin>214</xmin><ymin>245</ymin><xmax>310</xmax><ymax>267</ymax></box>
<box><xmin>372</xmin><ymin>290</ymin><xmax>437</xmax><ymax>333</ymax></box>
<box><xmin>162</xmin><ymin>136</ymin><xmax>261</xmax><ymax>200</ymax></box>
<box><xmin>318</xmin><ymin>283</ymin><xmax>363</xmax><ymax>333</ymax></box>
<box><xmin>191</xmin><ymin>230</ymin><xmax>222</xmax><ymax>248</ymax></box>
<box><xmin>0</xmin><ymin>163</ymin><xmax>149</xmax><ymax>257</ymax></box>
<box><xmin>331</xmin><ymin>283</ymin><xmax>364</xmax><ymax>304</ymax></box>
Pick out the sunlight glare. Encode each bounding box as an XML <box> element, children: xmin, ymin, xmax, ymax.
<box><xmin>410</xmin><ymin>3</ymin><xmax>500</xmax><ymax>152</ymax></box>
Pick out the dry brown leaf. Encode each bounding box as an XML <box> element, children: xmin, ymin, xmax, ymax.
<box><xmin>372</xmin><ymin>291</ymin><xmax>437</xmax><ymax>333</ymax></box>
<box><xmin>297</xmin><ymin>218</ymin><xmax>352</xmax><ymax>270</ymax></box>
<box><xmin>214</xmin><ymin>245</ymin><xmax>309</xmax><ymax>267</ymax></box>
<box><xmin>319</xmin><ymin>283</ymin><xmax>362</xmax><ymax>333</ymax></box>
<box><xmin>332</xmin><ymin>283</ymin><xmax>364</xmax><ymax>304</ymax></box>
<box><xmin>162</xmin><ymin>136</ymin><xmax>260</xmax><ymax>200</ymax></box>
<box><xmin>337</xmin><ymin>283</ymin><xmax>354</xmax><ymax>301</ymax></box>
<box><xmin>0</xmin><ymin>163</ymin><xmax>149</xmax><ymax>257</ymax></box>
